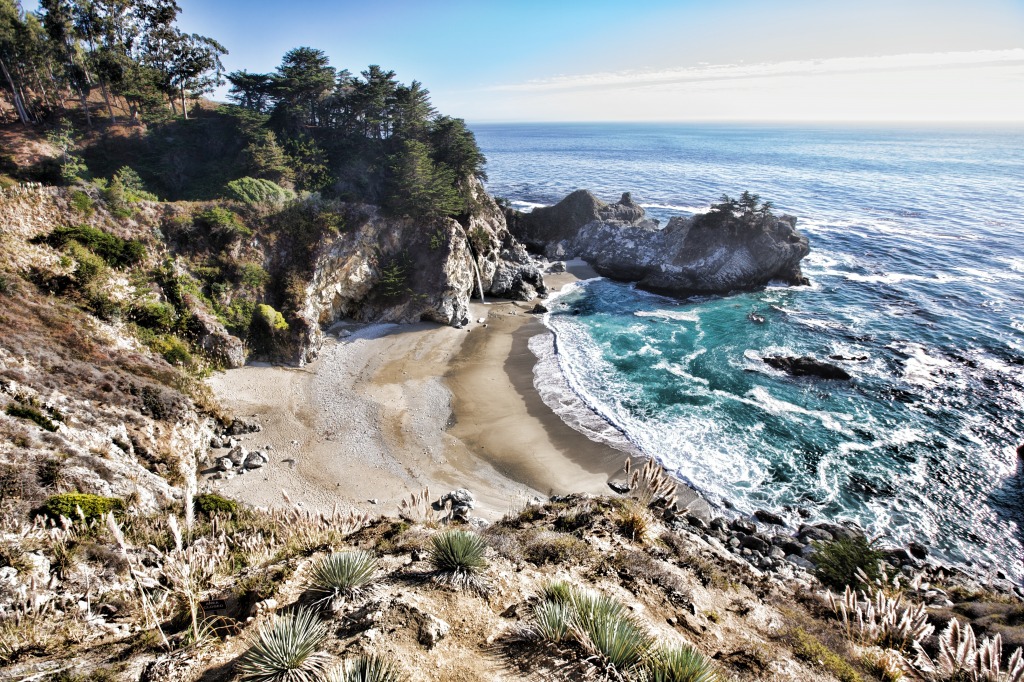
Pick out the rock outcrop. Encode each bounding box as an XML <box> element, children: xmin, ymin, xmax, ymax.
<box><xmin>297</xmin><ymin>181</ymin><xmax>546</xmax><ymax>363</ymax></box>
<box><xmin>763</xmin><ymin>355</ymin><xmax>852</xmax><ymax>380</ymax></box>
<box><xmin>512</xmin><ymin>190</ymin><xmax>809</xmax><ymax>297</ymax></box>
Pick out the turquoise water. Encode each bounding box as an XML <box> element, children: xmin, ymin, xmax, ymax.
<box><xmin>473</xmin><ymin>122</ymin><xmax>1024</xmax><ymax>579</ymax></box>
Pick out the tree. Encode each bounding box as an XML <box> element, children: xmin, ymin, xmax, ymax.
<box><xmin>428</xmin><ymin>115</ymin><xmax>486</xmax><ymax>181</ymax></box>
<box><xmin>0</xmin><ymin>0</ymin><xmax>34</xmax><ymax>124</ymax></box>
<box><xmin>165</xmin><ymin>31</ymin><xmax>225</xmax><ymax>118</ymax></box>
<box><xmin>47</xmin><ymin>119</ymin><xmax>87</xmax><ymax>181</ymax></box>
<box><xmin>226</xmin><ymin>69</ymin><xmax>272</xmax><ymax>113</ymax></box>
<box><xmin>271</xmin><ymin>46</ymin><xmax>334</xmax><ymax>127</ymax></box>
<box><xmin>384</xmin><ymin>138</ymin><xmax>462</xmax><ymax>219</ymax></box>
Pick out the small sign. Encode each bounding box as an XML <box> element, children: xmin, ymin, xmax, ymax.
<box><xmin>200</xmin><ymin>599</ymin><xmax>226</xmax><ymax>612</ymax></box>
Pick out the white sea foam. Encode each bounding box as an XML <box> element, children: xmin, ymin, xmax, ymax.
<box><xmin>638</xmin><ymin>203</ymin><xmax>709</xmax><ymax>214</ymax></box>
<box><xmin>634</xmin><ymin>309</ymin><xmax>700</xmax><ymax>322</ymax></box>
<box><xmin>528</xmin><ymin>331</ymin><xmax>639</xmax><ymax>456</ymax></box>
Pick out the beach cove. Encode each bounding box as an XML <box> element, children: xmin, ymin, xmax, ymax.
<box><xmin>204</xmin><ymin>264</ymin><xmax>707</xmax><ymax>520</ymax></box>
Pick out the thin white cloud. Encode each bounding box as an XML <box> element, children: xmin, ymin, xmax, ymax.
<box><xmin>489</xmin><ymin>49</ymin><xmax>1024</xmax><ymax>93</ymax></box>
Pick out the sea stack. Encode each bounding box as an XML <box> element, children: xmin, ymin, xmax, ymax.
<box><xmin>510</xmin><ymin>190</ymin><xmax>810</xmax><ymax>297</ymax></box>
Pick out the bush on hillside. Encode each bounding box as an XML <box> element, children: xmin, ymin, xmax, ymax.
<box><xmin>195</xmin><ymin>207</ymin><xmax>252</xmax><ymax>243</ymax></box>
<box><xmin>812</xmin><ymin>535</ymin><xmax>884</xmax><ymax>590</ymax></box>
<box><xmin>37</xmin><ymin>225</ymin><xmax>146</xmax><ymax>269</ymax></box>
<box><xmin>225</xmin><ymin>177</ymin><xmax>295</xmax><ymax>205</ymax></box>
<box><xmin>194</xmin><ymin>493</ymin><xmax>238</xmax><ymax>517</ymax></box>
<box><xmin>255</xmin><ymin>304</ymin><xmax>289</xmax><ymax>332</ymax></box>
<box><xmin>37</xmin><ymin>493</ymin><xmax>125</xmax><ymax>522</ymax></box>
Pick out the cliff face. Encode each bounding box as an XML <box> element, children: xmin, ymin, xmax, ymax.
<box><xmin>0</xmin><ymin>185</ymin><xmax>213</xmax><ymax>514</ymax></box>
<box><xmin>513</xmin><ymin>190</ymin><xmax>809</xmax><ymax>296</ymax></box>
<box><xmin>297</xmin><ymin>181</ymin><xmax>546</xmax><ymax>363</ymax></box>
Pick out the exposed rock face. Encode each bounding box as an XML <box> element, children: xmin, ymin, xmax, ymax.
<box><xmin>512</xmin><ymin>190</ymin><xmax>809</xmax><ymax>297</ymax></box>
<box><xmin>514</xmin><ymin>190</ymin><xmax>657</xmax><ymax>255</ymax></box>
<box><xmin>297</xmin><ymin>181</ymin><xmax>546</xmax><ymax>363</ymax></box>
<box><xmin>185</xmin><ymin>296</ymin><xmax>245</xmax><ymax>369</ymax></box>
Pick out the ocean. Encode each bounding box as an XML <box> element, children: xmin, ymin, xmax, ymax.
<box><xmin>472</xmin><ymin>122</ymin><xmax>1024</xmax><ymax>581</ymax></box>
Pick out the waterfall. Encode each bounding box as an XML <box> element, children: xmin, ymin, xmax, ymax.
<box><xmin>466</xmin><ymin>242</ymin><xmax>486</xmax><ymax>304</ymax></box>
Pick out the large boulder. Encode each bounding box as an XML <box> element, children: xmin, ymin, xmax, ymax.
<box><xmin>511</xmin><ymin>191</ymin><xmax>810</xmax><ymax>297</ymax></box>
<box><xmin>514</xmin><ymin>190</ymin><xmax>656</xmax><ymax>255</ymax></box>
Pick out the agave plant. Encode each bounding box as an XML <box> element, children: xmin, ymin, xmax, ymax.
<box><xmin>570</xmin><ymin>590</ymin><xmax>653</xmax><ymax>671</ymax></box>
<box><xmin>529</xmin><ymin>584</ymin><xmax>653</xmax><ymax>674</ymax></box>
<box><xmin>530</xmin><ymin>600</ymin><xmax>574</xmax><ymax>643</ymax></box>
<box><xmin>307</xmin><ymin>550</ymin><xmax>378</xmax><ymax>607</ymax></box>
<box><xmin>428</xmin><ymin>530</ymin><xmax>487</xmax><ymax>590</ymax></box>
<box><xmin>325</xmin><ymin>655</ymin><xmax>406</xmax><ymax>682</ymax></box>
<box><xmin>236</xmin><ymin>607</ymin><xmax>330</xmax><ymax>682</ymax></box>
<box><xmin>645</xmin><ymin>644</ymin><xmax>720</xmax><ymax>682</ymax></box>
<box><xmin>540</xmin><ymin>579</ymin><xmax>575</xmax><ymax>605</ymax></box>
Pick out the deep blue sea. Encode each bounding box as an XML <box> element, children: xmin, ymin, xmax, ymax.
<box><xmin>472</xmin><ymin>122</ymin><xmax>1024</xmax><ymax>580</ymax></box>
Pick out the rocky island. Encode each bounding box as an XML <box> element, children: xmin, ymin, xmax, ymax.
<box><xmin>511</xmin><ymin>189</ymin><xmax>810</xmax><ymax>297</ymax></box>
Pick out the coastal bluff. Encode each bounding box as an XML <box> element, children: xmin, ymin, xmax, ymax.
<box><xmin>511</xmin><ymin>189</ymin><xmax>810</xmax><ymax>296</ymax></box>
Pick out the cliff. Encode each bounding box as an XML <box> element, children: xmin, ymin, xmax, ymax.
<box><xmin>296</xmin><ymin>180</ymin><xmax>546</xmax><ymax>363</ymax></box>
<box><xmin>512</xmin><ymin>190</ymin><xmax>810</xmax><ymax>296</ymax></box>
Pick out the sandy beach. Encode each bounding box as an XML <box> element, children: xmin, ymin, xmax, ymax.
<box><xmin>205</xmin><ymin>263</ymin><xmax>704</xmax><ymax>521</ymax></box>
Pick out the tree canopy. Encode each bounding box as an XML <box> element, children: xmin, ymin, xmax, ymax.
<box><xmin>0</xmin><ymin>2</ymin><xmax>486</xmax><ymax>221</ymax></box>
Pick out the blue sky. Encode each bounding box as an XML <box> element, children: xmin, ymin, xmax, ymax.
<box><xmin>22</xmin><ymin>0</ymin><xmax>1024</xmax><ymax>122</ymax></box>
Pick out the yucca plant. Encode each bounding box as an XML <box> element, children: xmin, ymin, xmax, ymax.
<box><xmin>645</xmin><ymin>644</ymin><xmax>720</xmax><ymax>682</ymax></box>
<box><xmin>534</xmin><ymin>586</ymin><xmax>654</xmax><ymax>673</ymax></box>
<box><xmin>325</xmin><ymin>655</ymin><xmax>406</xmax><ymax>682</ymax></box>
<box><xmin>429</xmin><ymin>530</ymin><xmax>487</xmax><ymax>590</ymax></box>
<box><xmin>307</xmin><ymin>551</ymin><xmax>378</xmax><ymax>607</ymax></box>
<box><xmin>571</xmin><ymin>592</ymin><xmax>653</xmax><ymax>671</ymax></box>
<box><xmin>541</xmin><ymin>579</ymin><xmax>575</xmax><ymax>605</ymax></box>
<box><xmin>531</xmin><ymin>599</ymin><xmax>574</xmax><ymax>644</ymax></box>
<box><xmin>236</xmin><ymin>607</ymin><xmax>330</xmax><ymax>682</ymax></box>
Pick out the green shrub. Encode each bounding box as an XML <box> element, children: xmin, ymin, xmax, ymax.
<box><xmin>5</xmin><ymin>403</ymin><xmax>59</xmax><ymax>432</ymax></box>
<box><xmin>194</xmin><ymin>493</ymin><xmax>238</xmax><ymax>517</ymax></box>
<box><xmin>524</xmin><ymin>531</ymin><xmax>591</xmax><ymax>565</ymax></box>
<box><xmin>129</xmin><ymin>302</ymin><xmax>177</xmax><ymax>332</ymax></box>
<box><xmin>195</xmin><ymin>207</ymin><xmax>251</xmax><ymax>242</ymax></box>
<box><xmin>223</xmin><ymin>299</ymin><xmax>256</xmax><ymax>336</ymax></box>
<box><xmin>37</xmin><ymin>493</ymin><xmax>125</xmax><ymax>522</ymax></box>
<box><xmin>788</xmin><ymin>627</ymin><xmax>862</xmax><ymax>682</ymax></box>
<box><xmin>326</xmin><ymin>655</ymin><xmax>406</xmax><ymax>682</ymax></box>
<box><xmin>236</xmin><ymin>607</ymin><xmax>330</xmax><ymax>682</ymax></box>
<box><xmin>307</xmin><ymin>551</ymin><xmax>378</xmax><ymax>603</ymax></box>
<box><xmin>812</xmin><ymin>536</ymin><xmax>883</xmax><ymax>590</ymax></box>
<box><xmin>645</xmin><ymin>644</ymin><xmax>720</xmax><ymax>682</ymax></box>
<box><xmin>70</xmin><ymin>190</ymin><xmax>94</xmax><ymax>216</ymax></box>
<box><xmin>38</xmin><ymin>225</ymin><xmax>146</xmax><ymax>269</ymax></box>
<box><xmin>147</xmin><ymin>334</ymin><xmax>192</xmax><ymax>366</ymax></box>
<box><xmin>256</xmin><ymin>304</ymin><xmax>289</xmax><ymax>332</ymax></box>
<box><xmin>429</xmin><ymin>530</ymin><xmax>487</xmax><ymax>589</ymax></box>
<box><xmin>113</xmin><ymin>166</ymin><xmax>157</xmax><ymax>201</ymax></box>
<box><xmin>225</xmin><ymin>177</ymin><xmax>296</xmax><ymax>205</ymax></box>
<box><xmin>238</xmin><ymin>263</ymin><xmax>270</xmax><ymax>289</ymax></box>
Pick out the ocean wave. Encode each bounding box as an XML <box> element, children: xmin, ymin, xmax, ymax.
<box><xmin>528</xmin><ymin>332</ymin><xmax>640</xmax><ymax>456</ymax></box>
<box><xmin>634</xmin><ymin>309</ymin><xmax>700</xmax><ymax>322</ymax></box>
<box><xmin>638</xmin><ymin>202</ymin><xmax>709</xmax><ymax>214</ymax></box>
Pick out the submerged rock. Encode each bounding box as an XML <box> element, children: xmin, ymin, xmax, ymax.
<box><xmin>763</xmin><ymin>356</ymin><xmax>851</xmax><ymax>380</ymax></box>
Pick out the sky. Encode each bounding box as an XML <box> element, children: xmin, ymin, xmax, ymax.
<box><xmin>23</xmin><ymin>0</ymin><xmax>1024</xmax><ymax>123</ymax></box>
